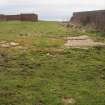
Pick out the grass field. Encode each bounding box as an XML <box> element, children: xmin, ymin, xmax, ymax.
<box><xmin>0</xmin><ymin>21</ymin><xmax>105</xmax><ymax>105</ymax></box>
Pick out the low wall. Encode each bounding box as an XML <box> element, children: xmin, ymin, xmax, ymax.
<box><xmin>0</xmin><ymin>15</ymin><xmax>6</xmax><ymax>21</ymax></box>
<box><xmin>0</xmin><ymin>14</ymin><xmax>38</xmax><ymax>22</ymax></box>
<box><xmin>6</xmin><ymin>15</ymin><xmax>20</xmax><ymax>21</ymax></box>
<box><xmin>20</xmin><ymin>14</ymin><xmax>38</xmax><ymax>21</ymax></box>
<box><xmin>70</xmin><ymin>10</ymin><xmax>105</xmax><ymax>31</ymax></box>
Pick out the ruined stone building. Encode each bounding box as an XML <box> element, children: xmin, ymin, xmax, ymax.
<box><xmin>0</xmin><ymin>14</ymin><xmax>38</xmax><ymax>22</ymax></box>
<box><xmin>70</xmin><ymin>10</ymin><xmax>105</xmax><ymax>31</ymax></box>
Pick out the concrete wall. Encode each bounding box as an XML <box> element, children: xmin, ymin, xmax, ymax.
<box><xmin>0</xmin><ymin>14</ymin><xmax>38</xmax><ymax>21</ymax></box>
<box><xmin>70</xmin><ymin>10</ymin><xmax>105</xmax><ymax>31</ymax></box>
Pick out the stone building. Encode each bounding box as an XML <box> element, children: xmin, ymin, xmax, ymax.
<box><xmin>0</xmin><ymin>15</ymin><xmax>6</xmax><ymax>21</ymax></box>
<box><xmin>0</xmin><ymin>13</ymin><xmax>38</xmax><ymax>22</ymax></box>
<box><xmin>20</xmin><ymin>14</ymin><xmax>38</xmax><ymax>21</ymax></box>
<box><xmin>70</xmin><ymin>10</ymin><xmax>105</xmax><ymax>31</ymax></box>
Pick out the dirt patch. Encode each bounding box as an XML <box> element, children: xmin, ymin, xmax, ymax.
<box><xmin>64</xmin><ymin>35</ymin><xmax>105</xmax><ymax>48</ymax></box>
<box><xmin>0</xmin><ymin>41</ymin><xmax>20</xmax><ymax>48</ymax></box>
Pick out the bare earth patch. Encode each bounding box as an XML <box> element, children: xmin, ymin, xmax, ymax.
<box><xmin>64</xmin><ymin>35</ymin><xmax>105</xmax><ymax>48</ymax></box>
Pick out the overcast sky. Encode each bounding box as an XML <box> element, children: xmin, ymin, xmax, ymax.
<box><xmin>0</xmin><ymin>0</ymin><xmax>105</xmax><ymax>21</ymax></box>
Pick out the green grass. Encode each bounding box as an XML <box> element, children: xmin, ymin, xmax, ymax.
<box><xmin>0</xmin><ymin>21</ymin><xmax>105</xmax><ymax>105</ymax></box>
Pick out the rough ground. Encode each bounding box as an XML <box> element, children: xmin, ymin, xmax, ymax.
<box><xmin>65</xmin><ymin>35</ymin><xmax>105</xmax><ymax>48</ymax></box>
<box><xmin>1</xmin><ymin>21</ymin><xmax>105</xmax><ymax>105</ymax></box>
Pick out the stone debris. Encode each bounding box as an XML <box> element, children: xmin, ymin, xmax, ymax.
<box><xmin>65</xmin><ymin>35</ymin><xmax>105</xmax><ymax>48</ymax></box>
<box><xmin>0</xmin><ymin>41</ymin><xmax>20</xmax><ymax>48</ymax></box>
<box><xmin>10</xmin><ymin>42</ymin><xmax>19</xmax><ymax>46</ymax></box>
<box><xmin>46</xmin><ymin>53</ymin><xmax>56</xmax><ymax>57</ymax></box>
<box><xmin>1</xmin><ymin>43</ymin><xmax>10</xmax><ymax>48</ymax></box>
<box><xmin>62</xmin><ymin>97</ymin><xmax>76</xmax><ymax>105</ymax></box>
